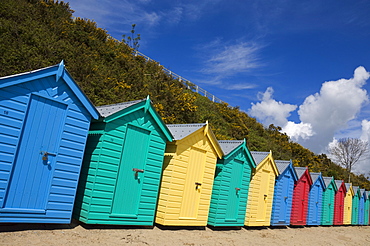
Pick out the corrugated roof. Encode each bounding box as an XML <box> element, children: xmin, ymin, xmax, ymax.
<box><xmin>310</xmin><ymin>172</ymin><xmax>321</xmax><ymax>183</ymax></box>
<box><xmin>218</xmin><ymin>140</ymin><xmax>244</xmax><ymax>156</ymax></box>
<box><xmin>345</xmin><ymin>183</ymin><xmax>351</xmax><ymax>192</ymax></box>
<box><xmin>360</xmin><ymin>188</ymin><xmax>366</xmax><ymax>196</ymax></box>
<box><xmin>294</xmin><ymin>167</ymin><xmax>307</xmax><ymax>179</ymax></box>
<box><xmin>250</xmin><ymin>151</ymin><xmax>269</xmax><ymax>166</ymax></box>
<box><xmin>166</xmin><ymin>123</ymin><xmax>206</xmax><ymax>140</ymax></box>
<box><xmin>275</xmin><ymin>160</ymin><xmax>290</xmax><ymax>174</ymax></box>
<box><xmin>323</xmin><ymin>177</ymin><xmax>334</xmax><ymax>187</ymax></box>
<box><xmin>353</xmin><ymin>186</ymin><xmax>360</xmax><ymax>194</ymax></box>
<box><xmin>97</xmin><ymin>98</ymin><xmax>146</xmax><ymax>117</ymax></box>
<box><xmin>335</xmin><ymin>180</ymin><xmax>344</xmax><ymax>190</ymax></box>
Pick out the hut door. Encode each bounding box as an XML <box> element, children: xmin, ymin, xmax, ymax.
<box><xmin>111</xmin><ymin>124</ymin><xmax>150</xmax><ymax>217</ymax></box>
<box><xmin>312</xmin><ymin>184</ymin><xmax>320</xmax><ymax>223</ymax></box>
<box><xmin>3</xmin><ymin>95</ymin><xmax>66</xmax><ymax>211</ymax></box>
<box><xmin>279</xmin><ymin>174</ymin><xmax>290</xmax><ymax>222</ymax></box>
<box><xmin>257</xmin><ymin>169</ymin><xmax>270</xmax><ymax>221</ymax></box>
<box><xmin>299</xmin><ymin>180</ymin><xmax>307</xmax><ymax>222</ymax></box>
<box><xmin>225</xmin><ymin>159</ymin><xmax>244</xmax><ymax>221</ymax></box>
<box><xmin>179</xmin><ymin>147</ymin><xmax>206</xmax><ymax>219</ymax></box>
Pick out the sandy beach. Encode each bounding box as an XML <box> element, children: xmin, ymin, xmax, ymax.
<box><xmin>1</xmin><ymin>220</ymin><xmax>370</xmax><ymax>246</ymax></box>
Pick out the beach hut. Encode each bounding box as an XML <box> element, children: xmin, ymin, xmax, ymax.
<box><xmin>321</xmin><ymin>177</ymin><xmax>337</xmax><ymax>225</ymax></box>
<box><xmin>333</xmin><ymin>180</ymin><xmax>346</xmax><ymax>225</ymax></box>
<box><xmin>208</xmin><ymin>140</ymin><xmax>256</xmax><ymax>227</ymax></box>
<box><xmin>364</xmin><ymin>191</ymin><xmax>369</xmax><ymax>225</ymax></box>
<box><xmin>351</xmin><ymin>186</ymin><xmax>360</xmax><ymax>225</ymax></box>
<box><xmin>343</xmin><ymin>183</ymin><xmax>354</xmax><ymax>225</ymax></box>
<box><xmin>155</xmin><ymin>122</ymin><xmax>223</xmax><ymax>226</ymax></box>
<box><xmin>245</xmin><ymin>151</ymin><xmax>279</xmax><ymax>227</ymax></box>
<box><xmin>306</xmin><ymin>172</ymin><xmax>325</xmax><ymax>226</ymax></box>
<box><xmin>0</xmin><ymin>62</ymin><xmax>99</xmax><ymax>223</ymax></box>
<box><xmin>358</xmin><ymin>189</ymin><xmax>366</xmax><ymax>225</ymax></box>
<box><xmin>270</xmin><ymin>160</ymin><xmax>298</xmax><ymax>226</ymax></box>
<box><xmin>290</xmin><ymin>167</ymin><xmax>313</xmax><ymax>225</ymax></box>
<box><xmin>74</xmin><ymin>97</ymin><xmax>173</xmax><ymax>225</ymax></box>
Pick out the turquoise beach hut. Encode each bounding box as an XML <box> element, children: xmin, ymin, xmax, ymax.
<box><xmin>0</xmin><ymin>62</ymin><xmax>99</xmax><ymax>223</ymax></box>
<box><xmin>208</xmin><ymin>140</ymin><xmax>256</xmax><ymax>227</ymax></box>
<box><xmin>352</xmin><ymin>186</ymin><xmax>360</xmax><ymax>225</ymax></box>
<box><xmin>306</xmin><ymin>172</ymin><xmax>325</xmax><ymax>226</ymax></box>
<box><xmin>270</xmin><ymin>160</ymin><xmax>298</xmax><ymax>226</ymax></box>
<box><xmin>321</xmin><ymin>176</ymin><xmax>337</xmax><ymax>225</ymax></box>
<box><xmin>74</xmin><ymin>97</ymin><xmax>173</xmax><ymax>225</ymax></box>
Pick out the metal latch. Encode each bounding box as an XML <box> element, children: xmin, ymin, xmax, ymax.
<box><xmin>195</xmin><ymin>182</ymin><xmax>202</xmax><ymax>190</ymax></box>
<box><xmin>133</xmin><ymin>168</ymin><xmax>144</xmax><ymax>177</ymax></box>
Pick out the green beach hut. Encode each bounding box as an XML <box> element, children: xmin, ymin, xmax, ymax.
<box><xmin>321</xmin><ymin>176</ymin><xmax>337</xmax><ymax>225</ymax></box>
<box><xmin>74</xmin><ymin>97</ymin><xmax>173</xmax><ymax>225</ymax></box>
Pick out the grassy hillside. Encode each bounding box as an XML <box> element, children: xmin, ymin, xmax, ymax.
<box><xmin>1</xmin><ymin>0</ymin><xmax>369</xmax><ymax>188</ymax></box>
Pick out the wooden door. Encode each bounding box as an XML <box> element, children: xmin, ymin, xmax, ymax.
<box><xmin>279</xmin><ymin>174</ymin><xmax>290</xmax><ymax>222</ymax></box>
<box><xmin>257</xmin><ymin>169</ymin><xmax>270</xmax><ymax>221</ymax></box>
<box><xmin>225</xmin><ymin>159</ymin><xmax>244</xmax><ymax>221</ymax></box>
<box><xmin>3</xmin><ymin>94</ymin><xmax>66</xmax><ymax>212</ymax></box>
<box><xmin>111</xmin><ymin>124</ymin><xmax>150</xmax><ymax>217</ymax></box>
<box><xmin>179</xmin><ymin>147</ymin><xmax>206</xmax><ymax>219</ymax></box>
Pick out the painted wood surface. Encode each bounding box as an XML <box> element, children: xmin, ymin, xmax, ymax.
<box><xmin>364</xmin><ymin>191</ymin><xmax>369</xmax><ymax>225</ymax></box>
<box><xmin>245</xmin><ymin>151</ymin><xmax>278</xmax><ymax>226</ymax></box>
<box><xmin>343</xmin><ymin>183</ymin><xmax>354</xmax><ymax>225</ymax></box>
<box><xmin>270</xmin><ymin>160</ymin><xmax>298</xmax><ymax>226</ymax></box>
<box><xmin>321</xmin><ymin>177</ymin><xmax>337</xmax><ymax>225</ymax></box>
<box><xmin>306</xmin><ymin>173</ymin><xmax>325</xmax><ymax>225</ymax></box>
<box><xmin>74</xmin><ymin>98</ymin><xmax>172</xmax><ymax>225</ymax></box>
<box><xmin>290</xmin><ymin>167</ymin><xmax>312</xmax><ymax>225</ymax></box>
<box><xmin>0</xmin><ymin>62</ymin><xmax>98</xmax><ymax>223</ymax></box>
<box><xmin>208</xmin><ymin>140</ymin><xmax>256</xmax><ymax>227</ymax></box>
<box><xmin>358</xmin><ymin>189</ymin><xmax>366</xmax><ymax>225</ymax></box>
<box><xmin>155</xmin><ymin>122</ymin><xmax>223</xmax><ymax>226</ymax></box>
<box><xmin>333</xmin><ymin>180</ymin><xmax>346</xmax><ymax>225</ymax></box>
<box><xmin>352</xmin><ymin>186</ymin><xmax>360</xmax><ymax>225</ymax></box>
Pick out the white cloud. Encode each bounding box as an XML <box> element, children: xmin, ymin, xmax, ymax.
<box><xmin>282</xmin><ymin>121</ymin><xmax>314</xmax><ymax>141</ymax></box>
<box><xmin>360</xmin><ymin>119</ymin><xmax>370</xmax><ymax>142</ymax></box>
<box><xmin>225</xmin><ymin>83</ymin><xmax>257</xmax><ymax>90</ymax></box>
<box><xmin>249</xmin><ymin>87</ymin><xmax>297</xmax><ymax>127</ymax></box>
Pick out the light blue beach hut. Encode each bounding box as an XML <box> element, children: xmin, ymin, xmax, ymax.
<box><xmin>306</xmin><ymin>172</ymin><xmax>325</xmax><ymax>225</ymax></box>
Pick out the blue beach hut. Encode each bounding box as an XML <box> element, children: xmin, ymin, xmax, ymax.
<box><xmin>306</xmin><ymin>172</ymin><xmax>325</xmax><ymax>225</ymax></box>
<box><xmin>358</xmin><ymin>189</ymin><xmax>366</xmax><ymax>225</ymax></box>
<box><xmin>208</xmin><ymin>140</ymin><xmax>256</xmax><ymax>227</ymax></box>
<box><xmin>270</xmin><ymin>160</ymin><xmax>298</xmax><ymax>226</ymax></box>
<box><xmin>0</xmin><ymin>62</ymin><xmax>99</xmax><ymax>223</ymax></box>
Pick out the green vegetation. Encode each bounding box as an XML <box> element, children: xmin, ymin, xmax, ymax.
<box><xmin>1</xmin><ymin>0</ymin><xmax>369</xmax><ymax>189</ymax></box>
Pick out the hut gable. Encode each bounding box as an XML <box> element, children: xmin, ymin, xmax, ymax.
<box><xmin>208</xmin><ymin>140</ymin><xmax>256</xmax><ymax>227</ymax></box>
<box><xmin>343</xmin><ymin>183</ymin><xmax>354</xmax><ymax>225</ymax></box>
<box><xmin>0</xmin><ymin>62</ymin><xmax>98</xmax><ymax>223</ymax></box>
<box><xmin>290</xmin><ymin>167</ymin><xmax>312</xmax><ymax>225</ymax></box>
<box><xmin>245</xmin><ymin>151</ymin><xmax>278</xmax><ymax>226</ymax></box>
<box><xmin>333</xmin><ymin>180</ymin><xmax>347</xmax><ymax>225</ymax></box>
<box><xmin>156</xmin><ymin>122</ymin><xmax>223</xmax><ymax>226</ymax></box>
<box><xmin>321</xmin><ymin>177</ymin><xmax>337</xmax><ymax>225</ymax></box>
<box><xmin>307</xmin><ymin>172</ymin><xmax>326</xmax><ymax>225</ymax></box>
<box><xmin>74</xmin><ymin>97</ymin><xmax>172</xmax><ymax>225</ymax></box>
<box><xmin>271</xmin><ymin>160</ymin><xmax>298</xmax><ymax>226</ymax></box>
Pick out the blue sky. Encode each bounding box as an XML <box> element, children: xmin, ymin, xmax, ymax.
<box><xmin>67</xmin><ymin>0</ymin><xmax>370</xmax><ymax>174</ymax></box>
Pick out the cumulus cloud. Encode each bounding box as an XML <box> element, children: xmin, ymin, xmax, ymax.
<box><xmin>282</xmin><ymin>121</ymin><xmax>314</xmax><ymax>141</ymax></box>
<box><xmin>360</xmin><ymin>119</ymin><xmax>370</xmax><ymax>142</ymax></box>
<box><xmin>249</xmin><ymin>87</ymin><xmax>297</xmax><ymax>127</ymax></box>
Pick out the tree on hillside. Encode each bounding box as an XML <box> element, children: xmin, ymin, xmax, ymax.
<box><xmin>329</xmin><ymin>138</ymin><xmax>369</xmax><ymax>182</ymax></box>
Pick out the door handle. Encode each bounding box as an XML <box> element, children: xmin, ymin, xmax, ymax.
<box><xmin>133</xmin><ymin>168</ymin><xmax>144</xmax><ymax>177</ymax></box>
<box><xmin>235</xmin><ymin>187</ymin><xmax>241</xmax><ymax>194</ymax></box>
<box><xmin>195</xmin><ymin>182</ymin><xmax>202</xmax><ymax>190</ymax></box>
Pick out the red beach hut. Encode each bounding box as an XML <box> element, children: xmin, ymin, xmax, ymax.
<box><xmin>290</xmin><ymin>167</ymin><xmax>313</xmax><ymax>225</ymax></box>
<box><xmin>333</xmin><ymin>180</ymin><xmax>347</xmax><ymax>225</ymax></box>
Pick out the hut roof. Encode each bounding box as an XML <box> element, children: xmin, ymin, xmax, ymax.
<box><xmin>345</xmin><ymin>183</ymin><xmax>352</xmax><ymax>192</ymax></box>
<box><xmin>166</xmin><ymin>123</ymin><xmax>207</xmax><ymax>140</ymax></box>
<box><xmin>323</xmin><ymin>177</ymin><xmax>334</xmax><ymax>187</ymax></box>
<box><xmin>218</xmin><ymin>140</ymin><xmax>244</xmax><ymax>156</ymax></box>
<box><xmin>294</xmin><ymin>167</ymin><xmax>307</xmax><ymax>179</ymax></box>
<box><xmin>274</xmin><ymin>160</ymin><xmax>290</xmax><ymax>174</ymax></box>
<box><xmin>250</xmin><ymin>151</ymin><xmax>270</xmax><ymax>166</ymax></box>
<box><xmin>97</xmin><ymin>99</ymin><xmax>146</xmax><ymax>117</ymax></box>
<box><xmin>335</xmin><ymin>180</ymin><xmax>346</xmax><ymax>192</ymax></box>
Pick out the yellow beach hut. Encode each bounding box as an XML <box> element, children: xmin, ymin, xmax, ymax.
<box><xmin>155</xmin><ymin>122</ymin><xmax>223</xmax><ymax>226</ymax></box>
<box><xmin>343</xmin><ymin>183</ymin><xmax>354</xmax><ymax>225</ymax></box>
<box><xmin>245</xmin><ymin>151</ymin><xmax>279</xmax><ymax>226</ymax></box>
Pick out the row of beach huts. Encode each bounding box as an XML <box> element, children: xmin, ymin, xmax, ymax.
<box><xmin>0</xmin><ymin>62</ymin><xmax>369</xmax><ymax>228</ymax></box>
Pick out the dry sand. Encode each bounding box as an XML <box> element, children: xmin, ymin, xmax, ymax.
<box><xmin>1</xmin><ymin>221</ymin><xmax>370</xmax><ymax>246</ymax></box>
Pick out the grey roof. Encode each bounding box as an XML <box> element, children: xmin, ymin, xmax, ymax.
<box><xmin>166</xmin><ymin>123</ymin><xmax>206</xmax><ymax>140</ymax></box>
<box><xmin>250</xmin><ymin>151</ymin><xmax>270</xmax><ymax>166</ymax></box>
<box><xmin>294</xmin><ymin>167</ymin><xmax>307</xmax><ymax>179</ymax></box>
<box><xmin>335</xmin><ymin>180</ymin><xmax>344</xmax><ymax>190</ymax></box>
<box><xmin>275</xmin><ymin>160</ymin><xmax>290</xmax><ymax>174</ymax></box>
<box><xmin>353</xmin><ymin>186</ymin><xmax>360</xmax><ymax>194</ymax></box>
<box><xmin>310</xmin><ymin>172</ymin><xmax>321</xmax><ymax>183</ymax></box>
<box><xmin>360</xmin><ymin>188</ymin><xmax>366</xmax><ymax>196</ymax></box>
<box><xmin>323</xmin><ymin>177</ymin><xmax>334</xmax><ymax>187</ymax></box>
<box><xmin>97</xmin><ymin>98</ymin><xmax>146</xmax><ymax>117</ymax></box>
<box><xmin>218</xmin><ymin>140</ymin><xmax>244</xmax><ymax>156</ymax></box>
<box><xmin>345</xmin><ymin>183</ymin><xmax>352</xmax><ymax>192</ymax></box>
